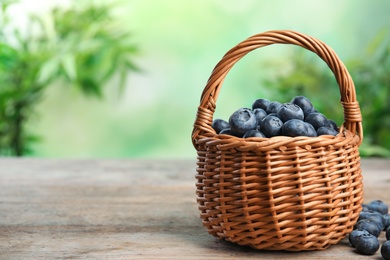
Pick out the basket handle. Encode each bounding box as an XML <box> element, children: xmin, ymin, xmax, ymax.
<box><xmin>192</xmin><ymin>30</ymin><xmax>363</xmax><ymax>146</ymax></box>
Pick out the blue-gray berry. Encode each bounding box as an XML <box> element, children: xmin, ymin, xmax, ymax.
<box><xmin>382</xmin><ymin>240</ymin><xmax>390</xmax><ymax>260</ymax></box>
<box><xmin>354</xmin><ymin>219</ymin><xmax>382</xmax><ymax>237</ymax></box>
<box><xmin>260</xmin><ymin>115</ymin><xmax>283</xmax><ymax>137</ymax></box>
<box><xmin>349</xmin><ymin>229</ymin><xmax>371</xmax><ymax>247</ymax></box>
<box><xmin>291</xmin><ymin>96</ymin><xmax>314</xmax><ymax>117</ymax></box>
<box><xmin>354</xmin><ymin>232</ymin><xmax>379</xmax><ymax>255</ymax></box>
<box><xmin>266</xmin><ymin>101</ymin><xmax>282</xmax><ymax>114</ymax></box>
<box><xmin>229</xmin><ymin>108</ymin><xmax>257</xmax><ymax>137</ymax></box>
<box><xmin>367</xmin><ymin>199</ymin><xmax>389</xmax><ymax>215</ymax></box>
<box><xmin>243</xmin><ymin>130</ymin><xmax>266</xmax><ymax>138</ymax></box>
<box><xmin>358</xmin><ymin>210</ymin><xmax>385</xmax><ymax>231</ymax></box>
<box><xmin>252</xmin><ymin>98</ymin><xmax>270</xmax><ymax>111</ymax></box>
<box><xmin>276</xmin><ymin>103</ymin><xmax>304</xmax><ymax>123</ymax></box>
<box><xmin>212</xmin><ymin>119</ymin><xmax>229</xmax><ymax>134</ymax></box>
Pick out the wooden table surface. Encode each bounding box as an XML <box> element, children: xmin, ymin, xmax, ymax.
<box><xmin>1</xmin><ymin>158</ymin><xmax>390</xmax><ymax>259</ymax></box>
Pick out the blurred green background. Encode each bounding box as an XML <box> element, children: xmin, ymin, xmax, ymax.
<box><xmin>1</xmin><ymin>0</ymin><xmax>390</xmax><ymax>158</ymax></box>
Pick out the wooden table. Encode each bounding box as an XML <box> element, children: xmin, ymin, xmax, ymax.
<box><xmin>1</xmin><ymin>158</ymin><xmax>389</xmax><ymax>259</ymax></box>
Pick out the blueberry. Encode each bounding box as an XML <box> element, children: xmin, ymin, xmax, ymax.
<box><xmin>359</xmin><ymin>210</ymin><xmax>386</xmax><ymax>230</ymax></box>
<box><xmin>305</xmin><ymin>112</ymin><xmax>328</xmax><ymax>130</ymax></box>
<box><xmin>305</xmin><ymin>122</ymin><xmax>318</xmax><ymax>137</ymax></box>
<box><xmin>354</xmin><ymin>232</ymin><xmax>379</xmax><ymax>255</ymax></box>
<box><xmin>317</xmin><ymin>126</ymin><xmax>339</xmax><ymax>136</ymax></box>
<box><xmin>281</xmin><ymin>119</ymin><xmax>307</xmax><ymax>137</ymax></box>
<box><xmin>349</xmin><ymin>229</ymin><xmax>371</xmax><ymax>247</ymax></box>
<box><xmin>212</xmin><ymin>119</ymin><xmax>230</xmax><ymax>134</ymax></box>
<box><xmin>362</xmin><ymin>204</ymin><xmax>370</xmax><ymax>212</ymax></box>
<box><xmin>382</xmin><ymin>240</ymin><xmax>390</xmax><ymax>260</ymax></box>
<box><xmin>384</xmin><ymin>214</ymin><xmax>390</xmax><ymax>231</ymax></box>
<box><xmin>266</xmin><ymin>101</ymin><xmax>283</xmax><ymax>114</ymax></box>
<box><xmin>354</xmin><ymin>219</ymin><xmax>382</xmax><ymax>237</ymax></box>
<box><xmin>327</xmin><ymin>119</ymin><xmax>338</xmax><ymax>131</ymax></box>
<box><xmin>260</xmin><ymin>115</ymin><xmax>283</xmax><ymax>137</ymax></box>
<box><xmin>253</xmin><ymin>108</ymin><xmax>268</xmax><ymax>125</ymax></box>
<box><xmin>276</xmin><ymin>103</ymin><xmax>304</xmax><ymax>122</ymax></box>
<box><xmin>252</xmin><ymin>98</ymin><xmax>270</xmax><ymax>111</ymax></box>
<box><xmin>291</xmin><ymin>96</ymin><xmax>315</xmax><ymax>117</ymax></box>
<box><xmin>367</xmin><ymin>200</ymin><xmax>389</xmax><ymax>215</ymax></box>
<box><xmin>386</xmin><ymin>226</ymin><xmax>390</xmax><ymax>240</ymax></box>
<box><xmin>219</xmin><ymin>128</ymin><xmax>232</xmax><ymax>135</ymax></box>
<box><xmin>229</xmin><ymin>108</ymin><xmax>257</xmax><ymax>137</ymax></box>
<box><xmin>243</xmin><ymin>130</ymin><xmax>266</xmax><ymax>138</ymax></box>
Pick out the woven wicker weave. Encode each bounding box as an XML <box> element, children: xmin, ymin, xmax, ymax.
<box><xmin>191</xmin><ymin>30</ymin><xmax>364</xmax><ymax>251</ymax></box>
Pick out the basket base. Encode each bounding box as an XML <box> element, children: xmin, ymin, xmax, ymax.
<box><xmin>195</xmin><ymin>133</ymin><xmax>364</xmax><ymax>251</ymax></box>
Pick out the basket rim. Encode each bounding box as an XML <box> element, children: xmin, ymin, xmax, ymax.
<box><xmin>194</xmin><ymin>127</ymin><xmax>360</xmax><ymax>152</ymax></box>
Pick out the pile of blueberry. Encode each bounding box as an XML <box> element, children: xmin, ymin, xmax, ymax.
<box><xmin>212</xmin><ymin>96</ymin><xmax>339</xmax><ymax>138</ymax></box>
<box><xmin>349</xmin><ymin>200</ymin><xmax>390</xmax><ymax>259</ymax></box>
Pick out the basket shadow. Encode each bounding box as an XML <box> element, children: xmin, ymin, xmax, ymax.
<box><xmin>158</xmin><ymin>203</ymin><xmax>356</xmax><ymax>259</ymax></box>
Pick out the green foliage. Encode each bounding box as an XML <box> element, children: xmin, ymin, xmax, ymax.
<box><xmin>0</xmin><ymin>1</ymin><xmax>138</xmax><ymax>156</ymax></box>
<box><xmin>263</xmin><ymin>29</ymin><xmax>390</xmax><ymax>157</ymax></box>
<box><xmin>348</xmin><ymin>28</ymin><xmax>390</xmax><ymax>157</ymax></box>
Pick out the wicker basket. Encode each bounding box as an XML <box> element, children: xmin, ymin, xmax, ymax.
<box><xmin>191</xmin><ymin>30</ymin><xmax>364</xmax><ymax>251</ymax></box>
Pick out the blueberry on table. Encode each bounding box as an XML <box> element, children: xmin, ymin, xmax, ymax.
<box><xmin>243</xmin><ymin>130</ymin><xmax>266</xmax><ymax>138</ymax></box>
<box><xmin>386</xmin><ymin>226</ymin><xmax>390</xmax><ymax>240</ymax></box>
<box><xmin>260</xmin><ymin>115</ymin><xmax>283</xmax><ymax>137</ymax></box>
<box><xmin>281</xmin><ymin>119</ymin><xmax>307</xmax><ymax>137</ymax></box>
<box><xmin>317</xmin><ymin>126</ymin><xmax>339</xmax><ymax>136</ymax></box>
<box><xmin>228</xmin><ymin>108</ymin><xmax>257</xmax><ymax>137</ymax></box>
<box><xmin>362</xmin><ymin>203</ymin><xmax>370</xmax><ymax>212</ymax></box>
<box><xmin>367</xmin><ymin>199</ymin><xmax>389</xmax><ymax>215</ymax></box>
<box><xmin>212</xmin><ymin>119</ymin><xmax>230</xmax><ymax>134</ymax></box>
<box><xmin>384</xmin><ymin>214</ymin><xmax>390</xmax><ymax>231</ymax></box>
<box><xmin>354</xmin><ymin>219</ymin><xmax>382</xmax><ymax>237</ymax></box>
<box><xmin>266</xmin><ymin>101</ymin><xmax>283</xmax><ymax>114</ymax></box>
<box><xmin>276</xmin><ymin>103</ymin><xmax>304</xmax><ymax>122</ymax></box>
<box><xmin>290</xmin><ymin>95</ymin><xmax>315</xmax><ymax>117</ymax></box>
<box><xmin>252</xmin><ymin>98</ymin><xmax>270</xmax><ymax>111</ymax></box>
<box><xmin>358</xmin><ymin>210</ymin><xmax>386</xmax><ymax>231</ymax></box>
<box><xmin>349</xmin><ymin>229</ymin><xmax>371</xmax><ymax>247</ymax></box>
<box><xmin>354</xmin><ymin>232</ymin><xmax>379</xmax><ymax>255</ymax></box>
<box><xmin>253</xmin><ymin>108</ymin><xmax>268</xmax><ymax>125</ymax></box>
<box><xmin>382</xmin><ymin>241</ymin><xmax>390</xmax><ymax>260</ymax></box>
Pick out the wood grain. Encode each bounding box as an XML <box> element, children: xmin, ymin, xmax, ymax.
<box><xmin>1</xmin><ymin>158</ymin><xmax>389</xmax><ymax>259</ymax></box>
